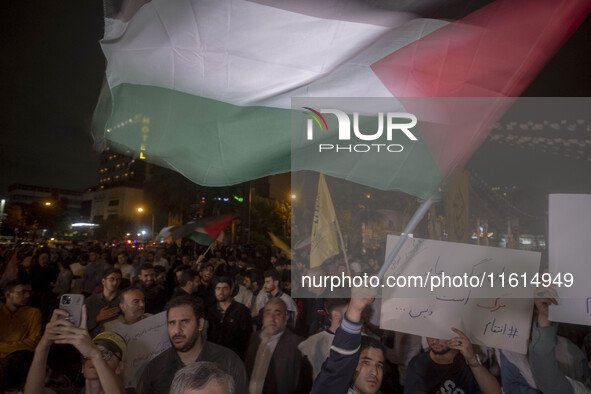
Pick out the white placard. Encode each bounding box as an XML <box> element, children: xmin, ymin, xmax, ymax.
<box><xmin>548</xmin><ymin>194</ymin><xmax>591</xmax><ymax>326</ymax></box>
<box><xmin>106</xmin><ymin>312</ymin><xmax>171</xmax><ymax>388</ymax></box>
<box><xmin>380</xmin><ymin>235</ymin><xmax>540</xmax><ymax>354</ymax></box>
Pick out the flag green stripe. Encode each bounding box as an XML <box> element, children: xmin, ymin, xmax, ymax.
<box><xmin>187</xmin><ymin>231</ymin><xmax>214</xmax><ymax>246</ymax></box>
<box><xmin>105</xmin><ymin>83</ymin><xmax>443</xmax><ymax>198</ymax></box>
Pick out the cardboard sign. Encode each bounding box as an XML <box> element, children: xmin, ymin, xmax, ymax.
<box><xmin>106</xmin><ymin>312</ymin><xmax>171</xmax><ymax>388</ymax></box>
<box><xmin>380</xmin><ymin>235</ymin><xmax>540</xmax><ymax>354</ymax></box>
<box><xmin>548</xmin><ymin>194</ymin><xmax>591</xmax><ymax>326</ymax></box>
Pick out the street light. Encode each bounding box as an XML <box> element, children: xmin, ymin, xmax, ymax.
<box><xmin>137</xmin><ymin>207</ymin><xmax>154</xmax><ymax>242</ymax></box>
<box><xmin>44</xmin><ymin>201</ymin><xmax>52</xmax><ymax>206</ymax></box>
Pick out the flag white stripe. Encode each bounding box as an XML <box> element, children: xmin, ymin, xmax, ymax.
<box><xmin>102</xmin><ymin>0</ymin><xmax>447</xmax><ymax>109</ymax></box>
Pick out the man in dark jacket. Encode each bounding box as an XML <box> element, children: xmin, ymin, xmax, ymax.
<box><xmin>312</xmin><ymin>296</ymin><xmax>385</xmax><ymax>394</ymax></box>
<box><xmin>137</xmin><ymin>295</ymin><xmax>248</xmax><ymax>394</ymax></box>
<box><xmin>207</xmin><ymin>276</ymin><xmax>252</xmax><ymax>358</ymax></box>
<box><xmin>244</xmin><ymin>297</ymin><xmax>312</xmax><ymax>394</ymax></box>
<box><xmin>136</xmin><ymin>263</ymin><xmax>166</xmax><ymax>314</ymax></box>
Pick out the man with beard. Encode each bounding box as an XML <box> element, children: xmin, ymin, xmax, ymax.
<box><xmin>404</xmin><ymin>329</ymin><xmax>501</xmax><ymax>394</ymax></box>
<box><xmin>194</xmin><ymin>263</ymin><xmax>216</xmax><ymax>311</ymax></box>
<box><xmin>104</xmin><ymin>287</ymin><xmax>151</xmax><ymax>331</ymax></box>
<box><xmin>136</xmin><ymin>264</ymin><xmax>166</xmax><ymax>314</ymax></box>
<box><xmin>85</xmin><ymin>268</ymin><xmax>122</xmax><ymax>337</ymax></box>
<box><xmin>171</xmin><ymin>269</ymin><xmax>199</xmax><ymax>299</ymax></box>
<box><xmin>207</xmin><ymin>277</ymin><xmax>252</xmax><ymax>358</ymax></box>
<box><xmin>136</xmin><ymin>295</ymin><xmax>248</xmax><ymax>394</ymax></box>
<box><xmin>0</xmin><ymin>280</ymin><xmax>41</xmax><ymax>358</ymax></box>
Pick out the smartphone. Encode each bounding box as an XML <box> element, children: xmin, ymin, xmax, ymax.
<box><xmin>59</xmin><ymin>294</ymin><xmax>85</xmax><ymax>327</ymax></box>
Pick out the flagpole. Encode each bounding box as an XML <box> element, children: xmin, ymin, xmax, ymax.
<box><xmin>202</xmin><ymin>242</ymin><xmax>214</xmax><ymax>258</ymax></box>
<box><xmin>334</xmin><ymin>217</ymin><xmax>351</xmax><ymax>277</ymax></box>
<box><xmin>377</xmin><ymin>197</ymin><xmax>435</xmax><ymax>280</ymax></box>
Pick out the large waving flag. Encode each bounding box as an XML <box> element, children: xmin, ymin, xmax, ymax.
<box><xmin>95</xmin><ymin>0</ymin><xmax>591</xmax><ymax>197</ymax></box>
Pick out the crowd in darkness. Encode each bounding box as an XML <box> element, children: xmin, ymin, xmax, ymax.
<box><xmin>1</xmin><ymin>242</ymin><xmax>590</xmax><ymax>394</ymax></box>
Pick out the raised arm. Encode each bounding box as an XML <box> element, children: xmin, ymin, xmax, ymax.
<box><xmin>52</xmin><ymin>306</ymin><xmax>126</xmax><ymax>394</ymax></box>
<box><xmin>312</xmin><ymin>288</ymin><xmax>375</xmax><ymax>394</ymax></box>
<box><xmin>24</xmin><ymin>309</ymin><xmax>67</xmax><ymax>394</ymax></box>
<box><xmin>528</xmin><ymin>290</ymin><xmax>574</xmax><ymax>394</ymax></box>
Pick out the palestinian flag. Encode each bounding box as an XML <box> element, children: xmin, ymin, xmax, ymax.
<box><xmin>158</xmin><ymin>214</ymin><xmax>234</xmax><ymax>245</ymax></box>
<box><xmin>95</xmin><ymin>0</ymin><xmax>590</xmax><ymax>197</ymax></box>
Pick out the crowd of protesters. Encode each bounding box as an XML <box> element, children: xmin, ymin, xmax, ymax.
<box><xmin>1</xmin><ymin>241</ymin><xmax>590</xmax><ymax>394</ymax></box>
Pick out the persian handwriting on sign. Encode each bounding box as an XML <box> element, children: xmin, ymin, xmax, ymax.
<box><xmin>409</xmin><ymin>309</ymin><xmax>432</xmax><ymax>318</ymax></box>
<box><xmin>483</xmin><ymin>318</ymin><xmax>518</xmax><ymax>339</ymax></box>
<box><xmin>477</xmin><ymin>294</ymin><xmax>510</xmax><ymax>312</ymax></box>
<box><xmin>436</xmin><ymin>296</ymin><xmax>465</xmax><ymax>302</ymax></box>
<box><xmin>381</xmin><ymin>234</ymin><xmax>540</xmax><ymax>354</ymax></box>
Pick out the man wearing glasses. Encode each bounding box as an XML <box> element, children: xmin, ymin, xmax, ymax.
<box><xmin>0</xmin><ymin>279</ymin><xmax>41</xmax><ymax>358</ymax></box>
<box><xmin>85</xmin><ymin>268</ymin><xmax>123</xmax><ymax>337</ymax></box>
<box><xmin>24</xmin><ymin>307</ymin><xmax>127</xmax><ymax>394</ymax></box>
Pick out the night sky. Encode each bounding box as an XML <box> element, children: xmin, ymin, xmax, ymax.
<box><xmin>0</xmin><ymin>1</ymin><xmax>590</xmax><ymax>197</ymax></box>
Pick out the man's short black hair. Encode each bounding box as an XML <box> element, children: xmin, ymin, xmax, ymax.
<box><xmin>324</xmin><ymin>298</ymin><xmax>349</xmax><ymax>314</ymax></box>
<box><xmin>139</xmin><ymin>263</ymin><xmax>154</xmax><ymax>273</ymax></box>
<box><xmin>178</xmin><ymin>269</ymin><xmax>198</xmax><ymax>287</ymax></box>
<box><xmin>263</xmin><ymin>269</ymin><xmax>280</xmax><ymax>282</ymax></box>
<box><xmin>174</xmin><ymin>265</ymin><xmax>190</xmax><ymax>274</ymax></box>
<box><xmin>165</xmin><ymin>295</ymin><xmax>204</xmax><ymax>321</ymax></box>
<box><xmin>214</xmin><ymin>276</ymin><xmax>233</xmax><ymax>288</ymax></box>
<box><xmin>118</xmin><ymin>286</ymin><xmax>144</xmax><ymax>304</ymax></box>
<box><xmin>102</xmin><ymin>267</ymin><xmax>122</xmax><ymax>279</ymax></box>
<box><xmin>359</xmin><ymin>335</ymin><xmax>386</xmax><ymax>357</ymax></box>
<box><xmin>3</xmin><ymin>279</ymin><xmax>30</xmax><ymax>294</ymax></box>
<box><xmin>199</xmin><ymin>263</ymin><xmax>214</xmax><ymax>272</ymax></box>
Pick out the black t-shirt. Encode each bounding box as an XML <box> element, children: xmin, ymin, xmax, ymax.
<box><xmin>404</xmin><ymin>352</ymin><xmax>480</xmax><ymax>394</ymax></box>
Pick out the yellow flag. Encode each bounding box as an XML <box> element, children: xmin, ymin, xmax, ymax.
<box><xmin>310</xmin><ymin>174</ymin><xmax>339</xmax><ymax>268</ymax></box>
<box><xmin>269</xmin><ymin>232</ymin><xmax>292</xmax><ymax>259</ymax></box>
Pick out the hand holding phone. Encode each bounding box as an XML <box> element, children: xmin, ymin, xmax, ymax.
<box><xmin>58</xmin><ymin>294</ymin><xmax>85</xmax><ymax>327</ymax></box>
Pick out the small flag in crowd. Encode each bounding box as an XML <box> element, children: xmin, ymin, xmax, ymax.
<box><xmin>158</xmin><ymin>215</ymin><xmax>234</xmax><ymax>245</ymax></box>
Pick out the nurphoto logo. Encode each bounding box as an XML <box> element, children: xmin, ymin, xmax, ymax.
<box><xmin>303</xmin><ymin>107</ymin><xmax>418</xmax><ymax>153</ymax></box>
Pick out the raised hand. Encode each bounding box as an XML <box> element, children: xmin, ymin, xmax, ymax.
<box><xmin>534</xmin><ymin>286</ymin><xmax>558</xmax><ymax>327</ymax></box>
<box><xmin>448</xmin><ymin>327</ymin><xmax>476</xmax><ymax>363</ymax></box>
